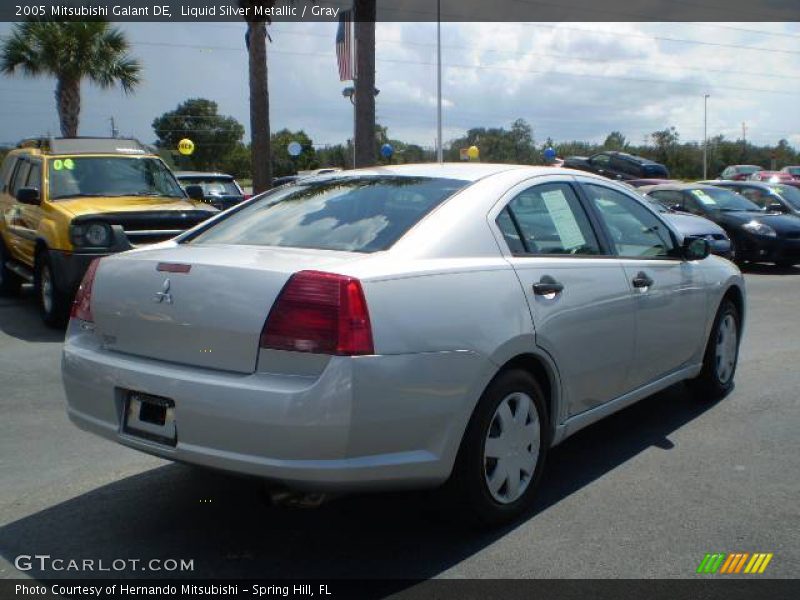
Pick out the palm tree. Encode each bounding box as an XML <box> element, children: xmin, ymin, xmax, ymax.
<box><xmin>354</xmin><ymin>0</ymin><xmax>377</xmax><ymax>168</ymax></box>
<box><xmin>1</xmin><ymin>21</ymin><xmax>140</xmax><ymax>138</ymax></box>
<box><xmin>241</xmin><ymin>1</ymin><xmax>272</xmax><ymax>193</ymax></box>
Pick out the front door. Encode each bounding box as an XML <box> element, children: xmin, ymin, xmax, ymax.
<box><xmin>15</xmin><ymin>158</ymin><xmax>43</xmax><ymax>264</ymax></box>
<box><xmin>581</xmin><ymin>182</ymin><xmax>708</xmax><ymax>390</ymax></box>
<box><xmin>493</xmin><ymin>177</ymin><xmax>637</xmax><ymax>418</ymax></box>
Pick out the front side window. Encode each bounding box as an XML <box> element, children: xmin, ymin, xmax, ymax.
<box><xmin>47</xmin><ymin>157</ymin><xmax>184</xmax><ymax>200</ymax></box>
<box><xmin>10</xmin><ymin>161</ymin><xmax>31</xmax><ymax>197</ymax></box>
<box><xmin>26</xmin><ymin>162</ymin><xmax>41</xmax><ymax>191</ymax></box>
<box><xmin>585</xmin><ymin>184</ymin><xmax>676</xmax><ymax>258</ymax></box>
<box><xmin>499</xmin><ymin>183</ymin><xmax>601</xmax><ymax>256</ymax></box>
<box><xmin>590</xmin><ymin>154</ymin><xmax>610</xmax><ymax>168</ymax></box>
<box><xmin>187</xmin><ymin>176</ymin><xmax>468</xmax><ymax>253</ymax></box>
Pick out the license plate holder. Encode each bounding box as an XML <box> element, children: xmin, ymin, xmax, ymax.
<box><xmin>122</xmin><ymin>391</ymin><xmax>177</xmax><ymax>446</ymax></box>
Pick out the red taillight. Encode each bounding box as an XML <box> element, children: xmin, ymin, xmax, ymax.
<box><xmin>70</xmin><ymin>258</ymin><xmax>101</xmax><ymax>322</ymax></box>
<box><xmin>260</xmin><ymin>270</ymin><xmax>374</xmax><ymax>356</ymax></box>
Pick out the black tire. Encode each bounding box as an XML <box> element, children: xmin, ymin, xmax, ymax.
<box><xmin>0</xmin><ymin>237</ymin><xmax>22</xmax><ymax>296</ymax></box>
<box><xmin>35</xmin><ymin>250</ymin><xmax>70</xmax><ymax>328</ymax></box>
<box><xmin>690</xmin><ymin>299</ymin><xmax>740</xmax><ymax>401</ymax></box>
<box><xmin>444</xmin><ymin>369</ymin><xmax>550</xmax><ymax>526</ymax></box>
<box><xmin>728</xmin><ymin>236</ymin><xmax>746</xmax><ymax>265</ymax></box>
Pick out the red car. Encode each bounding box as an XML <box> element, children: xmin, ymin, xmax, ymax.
<box><xmin>720</xmin><ymin>165</ymin><xmax>763</xmax><ymax>180</ymax></box>
<box><xmin>780</xmin><ymin>166</ymin><xmax>800</xmax><ymax>180</ymax></box>
<box><xmin>750</xmin><ymin>171</ymin><xmax>795</xmax><ymax>183</ymax></box>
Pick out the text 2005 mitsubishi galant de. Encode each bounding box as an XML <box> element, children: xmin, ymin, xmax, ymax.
<box><xmin>62</xmin><ymin>164</ymin><xmax>745</xmax><ymax>524</ymax></box>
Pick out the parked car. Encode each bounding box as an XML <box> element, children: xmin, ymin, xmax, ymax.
<box><xmin>748</xmin><ymin>170</ymin><xmax>795</xmax><ymax>184</ymax></box>
<box><xmin>562</xmin><ymin>151</ymin><xmax>669</xmax><ymax>181</ymax></box>
<box><xmin>641</xmin><ymin>196</ymin><xmax>731</xmax><ymax>257</ymax></box>
<box><xmin>719</xmin><ymin>165</ymin><xmax>763</xmax><ymax>181</ymax></box>
<box><xmin>779</xmin><ymin>166</ymin><xmax>800</xmax><ymax>180</ymax></box>
<box><xmin>643</xmin><ymin>182</ymin><xmax>800</xmax><ymax>266</ymax></box>
<box><xmin>705</xmin><ymin>180</ymin><xmax>800</xmax><ymax>218</ymax></box>
<box><xmin>62</xmin><ymin>164</ymin><xmax>744</xmax><ymax>524</ymax></box>
<box><xmin>175</xmin><ymin>171</ymin><xmax>246</xmax><ymax>211</ymax></box>
<box><xmin>0</xmin><ymin>137</ymin><xmax>218</xmax><ymax>326</ymax></box>
<box><xmin>272</xmin><ymin>175</ymin><xmax>301</xmax><ymax>187</ymax></box>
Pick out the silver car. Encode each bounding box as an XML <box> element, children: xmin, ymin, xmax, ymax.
<box><xmin>62</xmin><ymin>165</ymin><xmax>745</xmax><ymax>524</ymax></box>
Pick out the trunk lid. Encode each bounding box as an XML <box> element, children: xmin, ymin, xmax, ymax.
<box><xmin>91</xmin><ymin>244</ymin><xmax>362</xmax><ymax>373</ymax></box>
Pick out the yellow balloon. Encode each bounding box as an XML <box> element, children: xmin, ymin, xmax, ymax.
<box><xmin>467</xmin><ymin>145</ymin><xmax>480</xmax><ymax>160</ymax></box>
<box><xmin>178</xmin><ymin>138</ymin><xmax>195</xmax><ymax>156</ymax></box>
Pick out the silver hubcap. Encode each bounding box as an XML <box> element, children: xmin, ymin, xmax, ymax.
<box><xmin>41</xmin><ymin>264</ymin><xmax>53</xmax><ymax>314</ymax></box>
<box><xmin>483</xmin><ymin>392</ymin><xmax>541</xmax><ymax>505</ymax></box>
<box><xmin>715</xmin><ymin>314</ymin><xmax>738</xmax><ymax>384</ymax></box>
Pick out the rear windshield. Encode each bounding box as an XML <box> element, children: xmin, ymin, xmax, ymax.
<box><xmin>186</xmin><ymin>176</ymin><xmax>468</xmax><ymax>252</ymax></box>
<box><xmin>178</xmin><ymin>177</ymin><xmax>241</xmax><ymax>197</ymax></box>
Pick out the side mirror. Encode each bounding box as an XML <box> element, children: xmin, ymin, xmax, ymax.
<box><xmin>670</xmin><ymin>204</ymin><xmax>683</xmax><ymax>211</ymax></box>
<box><xmin>16</xmin><ymin>187</ymin><xmax>40</xmax><ymax>205</ymax></box>
<box><xmin>184</xmin><ymin>185</ymin><xmax>205</xmax><ymax>201</ymax></box>
<box><xmin>683</xmin><ymin>236</ymin><xmax>711</xmax><ymax>261</ymax></box>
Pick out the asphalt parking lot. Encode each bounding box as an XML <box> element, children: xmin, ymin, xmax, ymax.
<box><xmin>1</xmin><ymin>266</ymin><xmax>798</xmax><ymax>581</ymax></box>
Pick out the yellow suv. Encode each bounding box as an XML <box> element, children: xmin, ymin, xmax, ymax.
<box><xmin>0</xmin><ymin>137</ymin><xmax>218</xmax><ymax>326</ymax></box>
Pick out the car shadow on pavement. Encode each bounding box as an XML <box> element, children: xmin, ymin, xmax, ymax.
<box><xmin>739</xmin><ymin>263</ymin><xmax>800</xmax><ymax>276</ymax></box>
<box><xmin>0</xmin><ymin>382</ymin><xmax>719</xmax><ymax>583</ymax></box>
<box><xmin>0</xmin><ymin>288</ymin><xmax>65</xmax><ymax>343</ymax></box>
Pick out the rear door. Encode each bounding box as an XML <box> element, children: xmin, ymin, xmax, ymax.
<box><xmin>493</xmin><ymin>176</ymin><xmax>636</xmax><ymax>418</ymax></box>
<box><xmin>580</xmin><ymin>181</ymin><xmax>708</xmax><ymax>389</ymax></box>
<box><xmin>4</xmin><ymin>158</ymin><xmax>32</xmax><ymax>259</ymax></box>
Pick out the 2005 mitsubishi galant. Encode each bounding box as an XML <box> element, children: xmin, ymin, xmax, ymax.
<box><xmin>62</xmin><ymin>164</ymin><xmax>745</xmax><ymax>524</ymax></box>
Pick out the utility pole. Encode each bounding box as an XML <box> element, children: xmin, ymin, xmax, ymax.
<box><xmin>436</xmin><ymin>0</ymin><xmax>443</xmax><ymax>163</ymax></box>
<box><xmin>742</xmin><ymin>122</ymin><xmax>747</xmax><ymax>160</ymax></box>
<box><xmin>703</xmin><ymin>95</ymin><xmax>709</xmax><ymax>179</ymax></box>
<box><xmin>109</xmin><ymin>116</ymin><xmax>119</xmax><ymax>138</ymax></box>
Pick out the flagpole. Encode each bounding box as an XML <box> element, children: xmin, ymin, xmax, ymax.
<box><xmin>436</xmin><ymin>0</ymin><xmax>443</xmax><ymax>163</ymax></box>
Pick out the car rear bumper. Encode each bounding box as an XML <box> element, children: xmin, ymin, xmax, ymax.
<box><xmin>61</xmin><ymin>323</ymin><xmax>492</xmax><ymax>491</ymax></box>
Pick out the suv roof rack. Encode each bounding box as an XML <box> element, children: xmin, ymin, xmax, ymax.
<box><xmin>16</xmin><ymin>137</ymin><xmax>151</xmax><ymax>155</ymax></box>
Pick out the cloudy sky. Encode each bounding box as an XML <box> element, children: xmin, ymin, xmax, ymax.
<box><xmin>1</xmin><ymin>21</ymin><xmax>799</xmax><ymax>151</ymax></box>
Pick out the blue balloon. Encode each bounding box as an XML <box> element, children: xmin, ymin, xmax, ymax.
<box><xmin>544</xmin><ymin>147</ymin><xmax>557</xmax><ymax>161</ymax></box>
<box><xmin>381</xmin><ymin>143</ymin><xmax>394</xmax><ymax>158</ymax></box>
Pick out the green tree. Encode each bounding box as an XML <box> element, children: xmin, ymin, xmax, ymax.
<box><xmin>152</xmin><ymin>98</ymin><xmax>245</xmax><ymax>171</ymax></box>
<box><xmin>603</xmin><ymin>131</ymin><xmax>628</xmax><ymax>151</ymax></box>
<box><xmin>1</xmin><ymin>21</ymin><xmax>140</xmax><ymax>137</ymax></box>
<box><xmin>271</xmin><ymin>129</ymin><xmax>318</xmax><ymax>177</ymax></box>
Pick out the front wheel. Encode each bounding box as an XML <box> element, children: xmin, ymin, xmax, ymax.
<box><xmin>445</xmin><ymin>369</ymin><xmax>549</xmax><ymax>526</ymax></box>
<box><xmin>690</xmin><ymin>299</ymin><xmax>740</xmax><ymax>401</ymax></box>
<box><xmin>35</xmin><ymin>251</ymin><xmax>70</xmax><ymax>328</ymax></box>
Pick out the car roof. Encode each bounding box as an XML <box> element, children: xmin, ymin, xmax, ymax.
<box><xmin>175</xmin><ymin>171</ymin><xmax>235</xmax><ymax>179</ymax></box>
<box><xmin>309</xmin><ymin>162</ymin><xmax>582</xmax><ymax>183</ymax></box>
<box><xmin>16</xmin><ymin>137</ymin><xmax>152</xmax><ymax>156</ymax></box>
<box><xmin>705</xmin><ymin>180</ymin><xmax>774</xmax><ymax>190</ymax></box>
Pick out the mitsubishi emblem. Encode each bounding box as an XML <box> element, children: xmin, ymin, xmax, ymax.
<box><xmin>154</xmin><ymin>278</ymin><xmax>173</xmax><ymax>304</ymax></box>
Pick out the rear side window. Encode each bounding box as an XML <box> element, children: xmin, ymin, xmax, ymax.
<box><xmin>10</xmin><ymin>161</ymin><xmax>31</xmax><ymax>197</ymax></box>
<box><xmin>499</xmin><ymin>182</ymin><xmax>601</xmax><ymax>256</ymax></box>
<box><xmin>187</xmin><ymin>176</ymin><xmax>468</xmax><ymax>253</ymax></box>
<box><xmin>1</xmin><ymin>155</ymin><xmax>17</xmax><ymax>193</ymax></box>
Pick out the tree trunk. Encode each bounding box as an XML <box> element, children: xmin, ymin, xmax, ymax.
<box><xmin>56</xmin><ymin>77</ymin><xmax>80</xmax><ymax>137</ymax></box>
<box><xmin>354</xmin><ymin>0</ymin><xmax>376</xmax><ymax>168</ymax></box>
<box><xmin>248</xmin><ymin>21</ymin><xmax>272</xmax><ymax>193</ymax></box>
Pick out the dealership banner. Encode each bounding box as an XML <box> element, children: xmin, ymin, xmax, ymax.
<box><xmin>2</xmin><ymin>0</ymin><xmax>799</xmax><ymax>23</ymax></box>
<box><xmin>2</xmin><ymin>579</ymin><xmax>798</xmax><ymax>600</ymax></box>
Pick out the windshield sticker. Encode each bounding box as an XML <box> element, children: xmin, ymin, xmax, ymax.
<box><xmin>541</xmin><ymin>189</ymin><xmax>587</xmax><ymax>250</ymax></box>
<box><xmin>691</xmin><ymin>190</ymin><xmax>717</xmax><ymax>205</ymax></box>
<box><xmin>63</xmin><ymin>158</ymin><xmax>75</xmax><ymax>170</ymax></box>
<box><xmin>52</xmin><ymin>159</ymin><xmax>63</xmax><ymax>171</ymax></box>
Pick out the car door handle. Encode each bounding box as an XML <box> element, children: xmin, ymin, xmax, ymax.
<box><xmin>532</xmin><ymin>276</ymin><xmax>564</xmax><ymax>296</ymax></box>
<box><xmin>632</xmin><ymin>272</ymin><xmax>654</xmax><ymax>289</ymax></box>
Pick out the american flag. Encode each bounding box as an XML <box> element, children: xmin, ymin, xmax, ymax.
<box><xmin>336</xmin><ymin>9</ymin><xmax>354</xmax><ymax>81</ymax></box>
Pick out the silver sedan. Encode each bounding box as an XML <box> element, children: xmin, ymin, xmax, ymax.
<box><xmin>62</xmin><ymin>164</ymin><xmax>745</xmax><ymax>524</ymax></box>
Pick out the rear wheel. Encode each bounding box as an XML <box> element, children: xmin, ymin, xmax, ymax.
<box><xmin>0</xmin><ymin>238</ymin><xmax>22</xmax><ymax>296</ymax></box>
<box><xmin>690</xmin><ymin>299</ymin><xmax>740</xmax><ymax>401</ymax></box>
<box><xmin>445</xmin><ymin>369</ymin><xmax>549</xmax><ymax>526</ymax></box>
<box><xmin>35</xmin><ymin>250</ymin><xmax>70</xmax><ymax>328</ymax></box>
